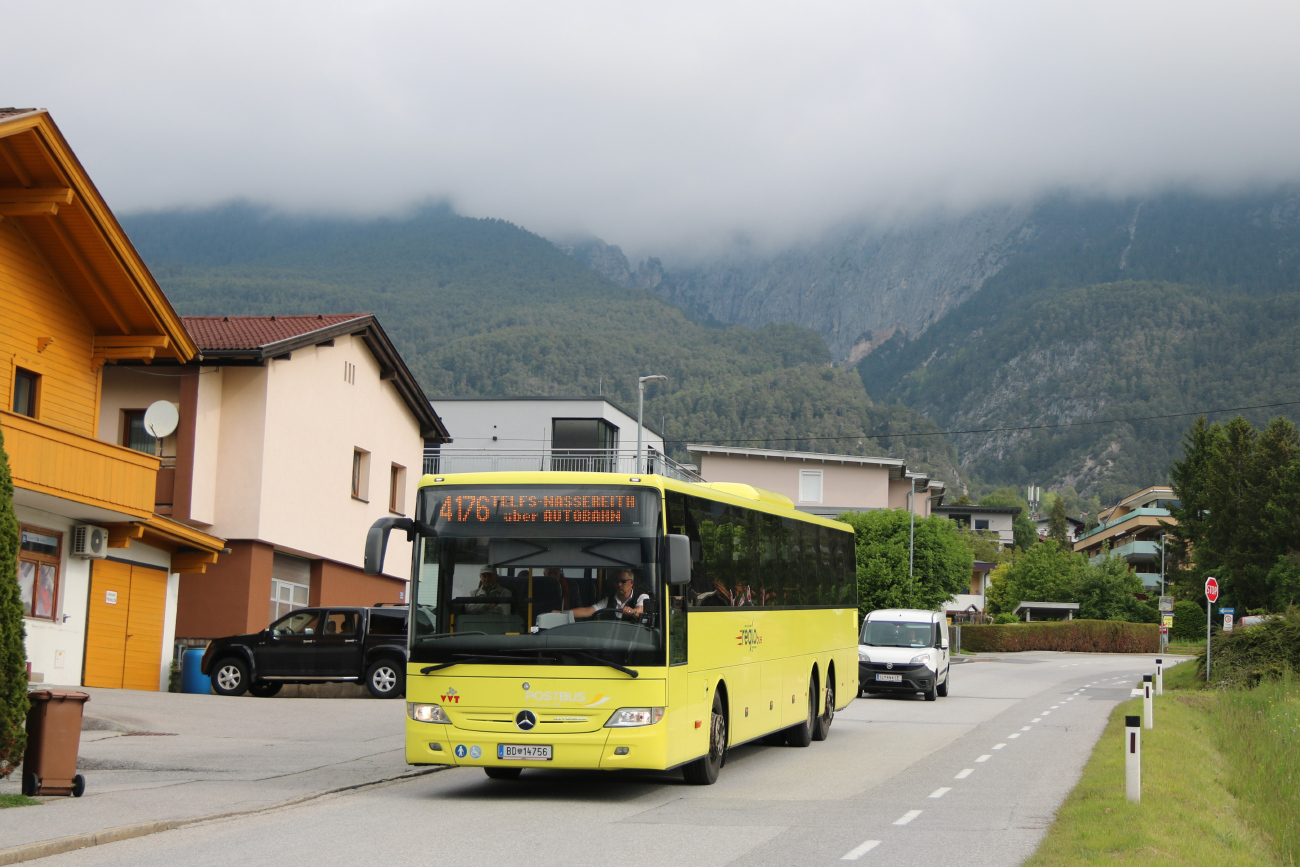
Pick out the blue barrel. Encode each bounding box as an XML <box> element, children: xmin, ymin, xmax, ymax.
<box><xmin>181</xmin><ymin>648</ymin><xmax>211</xmax><ymax>694</ymax></box>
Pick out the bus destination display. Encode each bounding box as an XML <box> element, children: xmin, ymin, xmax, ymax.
<box><xmin>435</xmin><ymin>491</ymin><xmax>640</xmax><ymax>526</ymax></box>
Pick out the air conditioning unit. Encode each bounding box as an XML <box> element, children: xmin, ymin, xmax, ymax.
<box><xmin>72</xmin><ymin>524</ymin><xmax>109</xmax><ymax>559</ymax></box>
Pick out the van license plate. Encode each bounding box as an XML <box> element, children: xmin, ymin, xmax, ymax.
<box><xmin>875</xmin><ymin>674</ymin><xmax>903</xmax><ymax>683</ymax></box>
<box><xmin>497</xmin><ymin>744</ymin><xmax>552</xmax><ymax>761</ymax></box>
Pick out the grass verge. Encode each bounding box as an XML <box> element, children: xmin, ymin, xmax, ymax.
<box><xmin>1025</xmin><ymin>662</ymin><xmax>1278</xmax><ymax>866</ymax></box>
<box><xmin>0</xmin><ymin>794</ymin><xmax>41</xmax><ymax>808</ymax></box>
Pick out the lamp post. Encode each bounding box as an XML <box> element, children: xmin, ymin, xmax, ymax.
<box><xmin>1159</xmin><ymin>533</ymin><xmax>1167</xmax><ymax>596</ymax></box>
<box><xmin>637</xmin><ymin>375</ymin><xmax>667</xmax><ymax>474</ymax></box>
<box><xmin>907</xmin><ymin>476</ymin><xmax>928</xmax><ymax>592</ymax></box>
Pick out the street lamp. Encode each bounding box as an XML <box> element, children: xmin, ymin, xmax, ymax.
<box><xmin>1159</xmin><ymin>533</ymin><xmax>1168</xmax><ymax>596</ymax></box>
<box><xmin>907</xmin><ymin>475</ymin><xmax>929</xmax><ymax>589</ymax></box>
<box><xmin>637</xmin><ymin>375</ymin><xmax>667</xmax><ymax>474</ymax></box>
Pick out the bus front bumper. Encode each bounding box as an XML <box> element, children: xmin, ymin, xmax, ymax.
<box><xmin>407</xmin><ymin>720</ymin><xmax>669</xmax><ymax>771</ymax></box>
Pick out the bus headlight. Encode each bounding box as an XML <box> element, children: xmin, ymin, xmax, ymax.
<box><xmin>858</xmin><ymin>649</ymin><xmax>872</xmax><ymax>662</ymax></box>
<box><xmin>910</xmin><ymin>653</ymin><xmax>931</xmax><ymax>666</ymax></box>
<box><xmin>407</xmin><ymin>702</ymin><xmax>452</xmax><ymax>724</ymax></box>
<box><xmin>605</xmin><ymin>707</ymin><xmax>664</xmax><ymax>727</ymax></box>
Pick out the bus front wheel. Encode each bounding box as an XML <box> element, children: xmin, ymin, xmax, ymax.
<box><xmin>683</xmin><ymin>692</ymin><xmax>727</xmax><ymax>785</ymax></box>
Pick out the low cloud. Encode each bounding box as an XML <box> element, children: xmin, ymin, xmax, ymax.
<box><xmin>7</xmin><ymin>1</ymin><xmax>1300</xmax><ymax>256</ymax></box>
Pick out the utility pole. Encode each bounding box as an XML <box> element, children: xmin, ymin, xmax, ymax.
<box><xmin>637</xmin><ymin>375</ymin><xmax>667</xmax><ymax>474</ymax></box>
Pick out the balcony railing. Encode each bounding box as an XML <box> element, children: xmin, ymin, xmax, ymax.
<box><xmin>1089</xmin><ymin>539</ymin><xmax>1161</xmax><ymax>565</ymax></box>
<box><xmin>423</xmin><ymin>448</ymin><xmax>705</xmax><ymax>483</ymax></box>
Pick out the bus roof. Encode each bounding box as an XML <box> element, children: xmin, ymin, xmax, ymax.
<box><xmin>416</xmin><ymin>471</ymin><xmax>853</xmax><ymax>531</ymax></box>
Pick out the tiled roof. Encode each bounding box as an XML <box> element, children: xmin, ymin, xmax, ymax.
<box><xmin>0</xmin><ymin>108</ymin><xmax>40</xmax><ymax>121</ymax></box>
<box><xmin>182</xmin><ymin>315</ymin><xmax>367</xmax><ymax>350</ymax></box>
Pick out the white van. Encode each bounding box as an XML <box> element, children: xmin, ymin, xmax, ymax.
<box><xmin>857</xmin><ymin>609</ymin><xmax>950</xmax><ymax>701</ymax></box>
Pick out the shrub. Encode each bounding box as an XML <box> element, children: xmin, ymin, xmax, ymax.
<box><xmin>994</xmin><ymin>613</ymin><xmax>1020</xmax><ymax>625</ymax></box>
<box><xmin>1197</xmin><ymin>607</ymin><xmax>1300</xmax><ymax>685</ymax></box>
<box><xmin>0</xmin><ymin>429</ymin><xmax>28</xmax><ymax>779</ymax></box>
<box><xmin>959</xmin><ymin>619</ymin><xmax>1159</xmax><ymax>653</ymax></box>
<box><xmin>1171</xmin><ymin>600</ymin><xmax>1205</xmax><ymax>642</ymax></box>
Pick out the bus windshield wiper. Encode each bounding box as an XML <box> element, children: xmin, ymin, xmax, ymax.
<box><xmin>557</xmin><ymin>649</ymin><xmax>638</xmax><ymax>678</ymax></box>
<box><xmin>421</xmin><ymin>652</ymin><xmax>554</xmax><ymax>674</ymax></box>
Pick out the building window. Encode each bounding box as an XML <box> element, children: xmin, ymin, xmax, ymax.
<box><xmin>18</xmin><ymin>525</ymin><xmax>61</xmax><ymax>620</ymax></box>
<box><xmin>389</xmin><ymin>464</ymin><xmax>406</xmax><ymax>514</ymax></box>
<box><xmin>12</xmin><ymin>368</ymin><xmax>38</xmax><ymax>418</ymax></box>
<box><xmin>351</xmin><ymin>449</ymin><xmax>370</xmax><ymax>501</ymax></box>
<box><xmin>269</xmin><ymin>553</ymin><xmax>312</xmax><ymax>623</ymax></box>
<box><xmin>799</xmin><ymin>470</ymin><xmax>823</xmax><ymax>504</ymax></box>
<box><xmin>551</xmin><ymin>418</ymin><xmax>618</xmax><ymax>471</ymax></box>
<box><xmin>974</xmin><ymin>519</ymin><xmax>990</xmax><ymax>531</ymax></box>
<box><xmin>121</xmin><ymin>409</ymin><xmax>159</xmax><ymax>455</ymax></box>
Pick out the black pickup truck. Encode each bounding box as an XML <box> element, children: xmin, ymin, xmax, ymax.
<box><xmin>201</xmin><ymin>605</ymin><xmax>411</xmax><ymax>699</ymax></box>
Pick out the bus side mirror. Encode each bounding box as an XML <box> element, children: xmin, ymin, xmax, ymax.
<box><xmin>365</xmin><ymin>517</ymin><xmax>414</xmax><ymax>575</ymax></box>
<box><xmin>666</xmin><ymin>534</ymin><xmax>691</xmax><ymax>585</ymax></box>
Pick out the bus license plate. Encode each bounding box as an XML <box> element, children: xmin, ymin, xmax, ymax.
<box><xmin>875</xmin><ymin>674</ymin><xmax>903</xmax><ymax>683</ymax></box>
<box><xmin>498</xmin><ymin>744</ymin><xmax>552</xmax><ymax>761</ymax></box>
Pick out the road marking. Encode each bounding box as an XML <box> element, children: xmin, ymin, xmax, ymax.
<box><xmin>992</xmin><ymin>743</ymin><xmax>1006</xmax><ymax>750</ymax></box>
<box><xmin>894</xmin><ymin>810</ymin><xmax>923</xmax><ymax>825</ymax></box>
<box><xmin>1008</xmin><ymin>733</ymin><xmax>1020</xmax><ymax>739</ymax></box>
<box><xmin>1050</xmin><ymin>705</ymin><xmax>1059</xmax><ymax>709</ymax></box>
<box><xmin>1031</xmin><ymin>717</ymin><xmax>1042</xmax><ymax>722</ymax></box>
<box><xmin>841</xmin><ymin>840</ymin><xmax>881</xmax><ymax>860</ymax></box>
<box><xmin>976</xmin><ymin>754</ymin><xmax>992</xmax><ymax>762</ymax></box>
<box><xmin>955</xmin><ymin>768</ymin><xmax>974</xmax><ymax>779</ymax></box>
<box><xmin>1041</xmin><ymin>711</ymin><xmax>1051</xmax><ymax>715</ymax></box>
<box><xmin>929</xmin><ymin>787</ymin><xmax>952</xmax><ymax>798</ymax></box>
<box><xmin>1021</xmin><ymin>725</ymin><xmax>1033</xmax><ymax>730</ymax></box>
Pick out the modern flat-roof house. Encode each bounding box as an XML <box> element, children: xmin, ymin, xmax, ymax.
<box><xmin>429</xmin><ymin>396</ymin><xmax>692</xmax><ymax>479</ymax></box>
<box><xmin>1035</xmin><ymin>514</ymin><xmax>1085</xmax><ymax>544</ymax></box>
<box><xmin>1</xmin><ymin>108</ymin><xmax>226</xmax><ymax>690</ymax></box>
<box><xmin>1073</xmin><ymin>485</ymin><xmax>1178</xmax><ymax>589</ymax></box>
<box><xmin>933</xmin><ymin>504</ymin><xmax>1021</xmax><ymax>549</ymax></box>
<box><xmin>102</xmin><ymin>314</ymin><xmax>451</xmax><ymax>644</ymax></box>
<box><xmin>685</xmin><ymin>445</ymin><xmax>945</xmax><ymax>517</ymax></box>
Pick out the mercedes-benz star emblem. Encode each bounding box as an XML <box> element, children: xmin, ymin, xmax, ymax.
<box><xmin>886</xmin><ymin>662</ymin><xmax>893</xmax><ymax>670</ymax></box>
<box><xmin>515</xmin><ymin>710</ymin><xmax>537</xmax><ymax>731</ymax></box>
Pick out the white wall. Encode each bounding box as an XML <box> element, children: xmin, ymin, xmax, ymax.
<box><xmin>210</xmin><ymin>366</ymin><xmax>268</xmax><ymax>540</ymax></box>
<box><xmin>698</xmin><ymin>453</ymin><xmax>895</xmax><ymax>511</ymax></box>
<box><xmin>189</xmin><ymin>366</ymin><xmax>223</xmax><ymax>525</ymax></box>
<box><xmin>97</xmin><ymin>365</ymin><xmax>180</xmax><ymax>457</ymax></box>
<box><xmin>433</xmin><ymin>398</ymin><xmax>665</xmax><ymax>454</ymax></box>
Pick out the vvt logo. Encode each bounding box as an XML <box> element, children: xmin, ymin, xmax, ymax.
<box><xmin>440</xmin><ymin>687</ymin><xmax>460</xmax><ymax>703</ymax></box>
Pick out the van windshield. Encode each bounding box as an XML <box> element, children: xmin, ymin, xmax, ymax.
<box><xmin>860</xmin><ymin>621</ymin><xmax>933</xmax><ymax>648</ymax></box>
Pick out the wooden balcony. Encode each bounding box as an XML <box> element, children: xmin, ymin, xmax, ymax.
<box><xmin>0</xmin><ymin>409</ymin><xmax>157</xmax><ymax>519</ymax></box>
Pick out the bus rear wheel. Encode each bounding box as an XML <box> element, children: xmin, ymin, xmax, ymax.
<box><xmin>812</xmin><ymin>678</ymin><xmax>834</xmax><ymax>741</ymax></box>
<box><xmin>683</xmin><ymin>692</ymin><xmax>727</xmax><ymax>785</ymax></box>
<box><xmin>785</xmin><ymin>675</ymin><xmax>816</xmax><ymax>747</ymax></box>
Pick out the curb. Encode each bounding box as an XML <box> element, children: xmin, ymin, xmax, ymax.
<box><xmin>0</xmin><ymin>766</ymin><xmax>448</xmax><ymax>865</ymax></box>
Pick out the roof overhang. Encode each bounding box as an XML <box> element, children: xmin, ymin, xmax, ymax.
<box><xmin>687</xmin><ymin>444</ymin><xmax>909</xmax><ymax>479</ymax></box>
<box><xmin>0</xmin><ymin>110</ymin><xmax>197</xmax><ymax>363</ymax></box>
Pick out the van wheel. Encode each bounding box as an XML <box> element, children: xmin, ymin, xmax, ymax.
<box><xmin>813</xmin><ymin>679</ymin><xmax>835</xmax><ymax>741</ymax></box>
<box><xmin>366</xmin><ymin>659</ymin><xmax>405</xmax><ymax>699</ymax></box>
<box><xmin>937</xmin><ymin>668</ymin><xmax>950</xmax><ymax>697</ymax></box>
<box><xmin>683</xmin><ymin>692</ymin><xmax>727</xmax><ymax>784</ymax></box>
<box><xmin>212</xmin><ymin>658</ymin><xmax>250</xmax><ymax>696</ymax></box>
<box><xmin>923</xmin><ymin>678</ymin><xmax>938</xmax><ymax>702</ymax></box>
<box><xmin>785</xmin><ymin>676</ymin><xmax>816</xmax><ymax>747</ymax></box>
<box><xmin>484</xmin><ymin>767</ymin><xmax>522</xmax><ymax>780</ymax></box>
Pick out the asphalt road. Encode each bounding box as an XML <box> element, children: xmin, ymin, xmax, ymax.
<box><xmin>34</xmin><ymin>653</ymin><xmax>1181</xmax><ymax>867</ymax></box>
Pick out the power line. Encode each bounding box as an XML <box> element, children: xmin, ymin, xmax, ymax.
<box><xmin>661</xmin><ymin>398</ymin><xmax>1300</xmax><ymax>446</ymax></box>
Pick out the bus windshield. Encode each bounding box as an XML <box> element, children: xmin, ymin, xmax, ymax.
<box><xmin>409</xmin><ymin>485</ymin><xmax>665</xmax><ymax>668</ymax></box>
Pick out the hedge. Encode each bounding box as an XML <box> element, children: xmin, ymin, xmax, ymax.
<box><xmin>958</xmin><ymin>619</ymin><xmax>1159</xmax><ymax>653</ymax></box>
<box><xmin>1198</xmin><ymin>608</ymin><xmax>1300</xmax><ymax>685</ymax></box>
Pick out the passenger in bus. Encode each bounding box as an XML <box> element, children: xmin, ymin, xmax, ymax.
<box><xmin>570</xmin><ymin>570</ymin><xmax>649</xmax><ymax>621</ymax></box>
<box><xmin>538</xmin><ymin>567</ymin><xmax>581</xmax><ymax>613</ymax></box>
<box><xmin>465</xmin><ymin>567</ymin><xmax>512</xmax><ymax>615</ymax></box>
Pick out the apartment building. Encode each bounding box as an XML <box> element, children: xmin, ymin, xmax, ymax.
<box><xmin>1073</xmin><ymin>485</ymin><xmax>1178</xmax><ymax>589</ymax></box>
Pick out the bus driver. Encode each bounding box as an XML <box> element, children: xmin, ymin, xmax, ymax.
<box><xmin>570</xmin><ymin>570</ymin><xmax>648</xmax><ymax>621</ymax></box>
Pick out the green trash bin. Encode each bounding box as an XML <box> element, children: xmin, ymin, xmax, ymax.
<box><xmin>22</xmin><ymin>689</ymin><xmax>90</xmax><ymax>797</ymax></box>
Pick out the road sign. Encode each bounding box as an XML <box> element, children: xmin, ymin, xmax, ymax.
<box><xmin>1158</xmin><ymin>596</ymin><xmax>1174</xmax><ymax>612</ymax></box>
<box><xmin>1161</xmin><ymin>614</ymin><xmax>1174</xmax><ymax>627</ymax></box>
<box><xmin>1218</xmin><ymin>607</ymin><xmax>1235</xmax><ymax>615</ymax></box>
<box><xmin>1205</xmin><ymin>577</ymin><xmax>1220</xmax><ymax>603</ymax></box>
<box><xmin>1160</xmin><ymin>625</ymin><xmax>1168</xmax><ymax>636</ymax></box>
<box><xmin>1223</xmin><ymin>614</ymin><xmax>1234</xmax><ymax>632</ymax></box>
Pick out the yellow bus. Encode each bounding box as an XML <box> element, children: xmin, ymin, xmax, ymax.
<box><xmin>364</xmin><ymin>471</ymin><xmax>858</xmax><ymax>785</ymax></box>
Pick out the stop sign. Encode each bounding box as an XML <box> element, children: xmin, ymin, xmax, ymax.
<box><xmin>1205</xmin><ymin>577</ymin><xmax>1220</xmax><ymax>603</ymax></box>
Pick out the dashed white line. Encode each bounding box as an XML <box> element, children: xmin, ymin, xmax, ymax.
<box><xmin>894</xmin><ymin>810</ymin><xmax>923</xmax><ymax>825</ymax></box>
<box><xmin>1007</xmin><ymin>733</ymin><xmax>1020</xmax><ymax>739</ymax></box>
<box><xmin>1031</xmin><ymin>717</ymin><xmax>1042</xmax><ymax>722</ymax></box>
<box><xmin>929</xmin><ymin>787</ymin><xmax>952</xmax><ymax>798</ymax></box>
<box><xmin>1050</xmin><ymin>705</ymin><xmax>1059</xmax><ymax>709</ymax></box>
<box><xmin>955</xmin><ymin>768</ymin><xmax>974</xmax><ymax>779</ymax></box>
<box><xmin>975</xmin><ymin>754</ymin><xmax>992</xmax><ymax>762</ymax></box>
<box><xmin>1041</xmin><ymin>711</ymin><xmax>1051</xmax><ymax>716</ymax></box>
<box><xmin>992</xmin><ymin>743</ymin><xmax>1006</xmax><ymax>750</ymax></box>
<box><xmin>1021</xmin><ymin>726</ymin><xmax>1033</xmax><ymax>731</ymax></box>
<box><xmin>841</xmin><ymin>840</ymin><xmax>881</xmax><ymax>860</ymax></box>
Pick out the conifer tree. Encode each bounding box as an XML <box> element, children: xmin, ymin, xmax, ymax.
<box><xmin>0</xmin><ymin>428</ymin><xmax>28</xmax><ymax>778</ymax></box>
<box><xmin>1048</xmin><ymin>496</ymin><xmax>1070</xmax><ymax>545</ymax></box>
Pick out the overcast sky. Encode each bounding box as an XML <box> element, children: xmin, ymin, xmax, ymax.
<box><xmin>7</xmin><ymin>1</ymin><xmax>1300</xmax><ymax>256</ymax></box>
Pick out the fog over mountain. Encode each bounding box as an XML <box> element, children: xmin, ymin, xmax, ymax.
<box><xmin>7</xmin><ymin>2</ymin><xmax>1300</xmax><ymax>256</ymax></box>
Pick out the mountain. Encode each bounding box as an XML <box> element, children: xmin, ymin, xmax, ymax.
<box><xmin>566</xmin><ymin>189</ymin><xmax>1300</xmax><ymax>503</ymax></box>
<box><xmin>120</xmin><ymin>203</ymin><xmax>964</xmax><ymax>485</ymax></box>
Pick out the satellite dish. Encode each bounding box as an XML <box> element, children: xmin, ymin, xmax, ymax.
<box><xmin>143</xmin><ymin>400</ymin><xmax>180</xmax><ymax>438</ymax></box>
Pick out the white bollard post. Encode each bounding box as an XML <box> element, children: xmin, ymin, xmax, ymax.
<box><xmin>1143</xmin><ymin>675</ymin><xmax>1154</xmax><ymax>729</ymax></box>
<box><xmin>1155</xmin><ymin>658</ymin><xmax>1163</xmax><ymax>696</ymax></box>
<box><xmin>1125</xmin><ymin>714</ymin><xmax>1141</xmax><ymax>803</ymax></box>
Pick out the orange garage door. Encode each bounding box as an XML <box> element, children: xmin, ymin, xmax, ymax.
<box><xmin>85</xmin><ymin>559</ymin><xmax>169</xmax><ymax>690</ymax></box>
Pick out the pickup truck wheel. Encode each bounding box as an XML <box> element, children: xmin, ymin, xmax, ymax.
<box><xmin>366</xmin><ymin>659</ymin><xmax>405</xmax><ymax>699</ymax></box>
<box><xmin>212</xmin><ymin>657</ymin><xmax>250</xmax><ymax>696</ymax></box>
<box><xmin>249</xmin><ymin>681</ymin><xmax>282</xmax><ymax>698</ymax></box>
